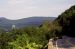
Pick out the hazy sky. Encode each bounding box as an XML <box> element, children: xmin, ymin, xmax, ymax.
<box><xmin>0</xmin><ymin>0</ymin><xmax>75</xmax><ymax>20</ymax></box>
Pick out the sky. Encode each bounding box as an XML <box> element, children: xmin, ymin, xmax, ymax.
<box><xmin>0</xmin><ymin>0</ymin><xmax>75</xmax><ymax>20</ymax></box>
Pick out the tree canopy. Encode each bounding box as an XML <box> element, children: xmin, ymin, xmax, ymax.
<box><xmin>55</xmin><ymin>5</ymin><xmax>75</xmax><ymax>37</ymax></box>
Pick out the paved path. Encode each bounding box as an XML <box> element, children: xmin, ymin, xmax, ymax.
<box><xmin>48</xmin><ymin>36</ymin><xmax>75</xmax><ymax>49</ymax></box>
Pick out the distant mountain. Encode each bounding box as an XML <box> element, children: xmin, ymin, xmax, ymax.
<box><xmin>0</xmin><ymin>17</ymin><xmax>56</xmax><ymax>31</ymax></box>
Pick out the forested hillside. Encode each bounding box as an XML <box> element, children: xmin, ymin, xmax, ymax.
<box><xmin>55</xmin><ymin>5</ymin><xmax>75</xmax><ymax>37</ymax></box>
<box><xmin>0</xmin><ymin>21</ymin><xmax>52</xmax><ymax>49</ymax></box>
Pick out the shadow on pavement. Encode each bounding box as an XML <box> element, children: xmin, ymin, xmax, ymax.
<box><xmin>52</xmin><ymin>36</ymin><xmax>75</xmax><ymax>48</ymax></box>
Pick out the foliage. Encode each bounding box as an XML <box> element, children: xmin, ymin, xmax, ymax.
<box><xmin>0</xmin><ymin>22</ymin><xmax>50</xmax><ymax>49</ymax></box>
<box><xmin>55</xmin><ymin>5</ymin><xmax>75</xmax><ymax>37</ymax></box>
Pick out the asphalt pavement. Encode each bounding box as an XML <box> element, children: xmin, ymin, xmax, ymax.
<box><xmin>48</xmin><ymin>36</ymin><xmax>75</xmax><ymax>49</ymax></box>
